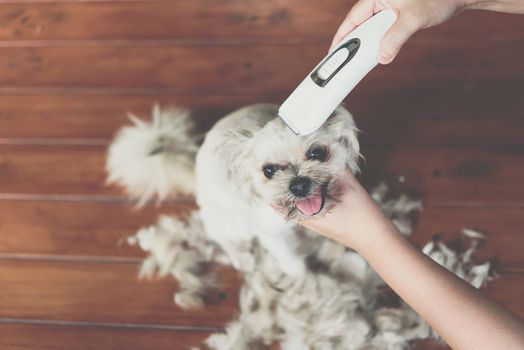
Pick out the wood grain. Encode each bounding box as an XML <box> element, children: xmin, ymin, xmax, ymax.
<box><xmin>0</xmin><ymin>200</ymin><xmax>194</xmax><ymax>259</ymax></box>
<box><xmin>0</xmin><ymin>90</ymin><xmax>523</xmax><ymax>149</ymax></box>
<box><xmin>0</xmin><ymin>323</ymin><xmax>211</xmax><ymax>350</ymax></box>
<box><xmin>0</xmin><ymin>260</ymin><xmax>240</xmax><ymax>328</ymax></box>
<box><xmin>1</xmin><ymin>145</ymin><xmax>523</xmax><ymax>207</ymax></box>
<box><xmin>361</xmin><ymin>147</ymin><xmax>524</xmax><ymax>207</ymax></box>
<box><xmin>0</xmin><ymin>1</ymin><xmax>521</xmax><ymax>348</ymax></box>
<box><xmin>0</xmin><ymin>93</ymin><xmax>280</xmax><ymax>140</ymax></box>
<box><xmin>351</xmin><ymin>89</ymin><xmax>524</xmax><ymax>148</ymax></box>
<box><xmin>0</xmin><ymin>145</ymin><xmax>114</xmax><ymax>196</ymax></box>
<box><xmin>413</xmin><ymin>340</ymin><xmax>450</xmax><ymax>350</ymax></box>
<box><xmin>0</xmin><ymin>39</ymin><xmax>521</xmax><ymax>91</ymax></box>
<box><xmin>0</xmin><ymin>260</ymin><xmax>521</xmax><ymax>328</ymax></box>
<box><xmin>0</xmin><ymin>2</ymin><xmax>521</xmax><ymax>41</ymax></box>
<box><xmin>0</xmin><ymin>200</ymin><xmax>522</xmax><ymax>273</ymax></box>
<box><xmin>412</xmin><ymin>208</ymin><xmax>524</xmax><ymax>272</ymax></box>
<box><xmin>0</xmin><ymin>323</ymin><xmax>451</xmax><ymax>350</ymax></box>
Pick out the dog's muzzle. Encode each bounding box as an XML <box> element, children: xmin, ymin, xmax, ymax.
<box><xmin>292</xmin><ymin>179</ymin><xmax>328</xmax><ymax>216</ymax></box>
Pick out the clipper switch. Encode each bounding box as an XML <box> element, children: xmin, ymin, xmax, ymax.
<box><xmin>317</xmin><ymin>48</ymin><xmax>350</xmax><ymax>80</ymax></box>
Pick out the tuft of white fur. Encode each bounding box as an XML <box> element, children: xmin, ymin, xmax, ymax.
<box><xmin>106</xmin><ymin>105</ymin><xmax>200</xmax><ymax>206</ymax></box>
<box><xmin>370</xmin><ymin>183</ymin><xmax>423</xmax><ymax>236</ymax></box>
<box><xmin>422</xmin><ymin>229</ymin><xmax>494</xmax><ymax>288</ymax></box>
<box><xmin>127</xmin><ymin>212</ymin><xmax>226</xmax><ymax>309</ymax></box>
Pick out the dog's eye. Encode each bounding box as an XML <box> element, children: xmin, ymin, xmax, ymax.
<box><xmin>307</xmin><ymin>145</ymin><xmax>328</xmax><ymax>161</ymax></box>
<box><xmin>262</xmin><ymin>164</ymin><xmax>277</xmax><ymax>179</ymax></box>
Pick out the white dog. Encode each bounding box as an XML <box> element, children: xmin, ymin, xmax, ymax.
<box><xmin>107</xmin><ymin>104</ymin><xmax>492</xmax><ymax>349</ymax></box>
<box><xmin>195</xmin><ymin>103</ymin><xmax>360</xmax><ymax>277</ymax></box>
<box><xmin>108</xmin><ymin>103</ymin><xmax>359</xmax><ymax>277</ymax></box>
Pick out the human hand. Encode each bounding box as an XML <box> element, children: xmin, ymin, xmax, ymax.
<box><xmin>293</xmin><ymin>170</ymin><xmax>398</xmax><ymax>254</ymax></box>
<box><xmin>330</xmin><ymin>0</ymin><xmax>470</xmax><ymax>64</ymax></box>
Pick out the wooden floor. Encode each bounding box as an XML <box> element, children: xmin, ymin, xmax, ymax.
<box><xmin>0</xmin><ymin>1</ymin><xmax>523</xmax><ymax>349</ymax></box>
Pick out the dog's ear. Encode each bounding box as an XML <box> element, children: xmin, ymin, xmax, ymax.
<box><xmin>215</xmin><ymin>112</ymin><xmax>271</xmax><ymax>201</ymax></box>
<box><xmin>321</xmin><ymin>106</ymin><xmax>360</xmax><ymax>172</ymax></box>
<box><xmin>218</xmin><ymin>126</ymin><xmax>256</xmax><ymax>180</ymax></box>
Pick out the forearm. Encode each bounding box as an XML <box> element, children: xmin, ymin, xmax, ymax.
<box><xmin>348</xmin><ymin>202</ymin><xmax>524</xmax><ymax>350</ymax></box>
<box><xmin>465</xmin><ymin>0</ymin><xmax>524</xmax><ymax>13</ymax></box>
<box><xmin>300</xmin><ymin>173</ymin><xmax>524</xmax><ymax>348</ymax></box>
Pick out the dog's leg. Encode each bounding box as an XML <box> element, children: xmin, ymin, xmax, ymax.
<box><xmin>257</xmin><ymin>230</ymin><xmax>305</xmax><ymax>278</ymax></box>
<box><xmin>199</xmin><ymin>207</ymin><xmax>256</xmax><ymax>272</ymax></box>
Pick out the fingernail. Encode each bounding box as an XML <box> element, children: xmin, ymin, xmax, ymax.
<box><xmin>377</xmin><ymin>52</ymin><xmax>393</xmax><ymax>64</ymax></box>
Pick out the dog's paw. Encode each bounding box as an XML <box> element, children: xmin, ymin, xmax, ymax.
<box><xmin>227</xmin><ymin>251</ymin><xmax>256</xmax><ymax>272</ymax></box>
<box><xmin>280</xmin><ymin>259</ymin><xmax>306</xmax><ymax>279</ymax></box>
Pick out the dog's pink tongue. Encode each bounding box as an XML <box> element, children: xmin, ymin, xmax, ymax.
<box><xmin>296</xmin><ymin>195</ymin><xmax>323</xmax><ymax>216</ymax></box>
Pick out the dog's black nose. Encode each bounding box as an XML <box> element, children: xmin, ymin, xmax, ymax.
<box><xmin>289</xmin><ymin>176</ymin><xmax>312</xmax><ymax>197</ymax></box>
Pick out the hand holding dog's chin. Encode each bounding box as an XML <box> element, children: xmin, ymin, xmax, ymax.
<box><xmin>296</xmin><ymin>171</ymin><xmax>400</xmax><ymax>255</ymax></box>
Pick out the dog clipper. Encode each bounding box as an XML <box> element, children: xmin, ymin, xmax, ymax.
<box><xmin>278</xmin><ymin>9</ymin><xmax>397</xmax><ymax>135</ymax></box>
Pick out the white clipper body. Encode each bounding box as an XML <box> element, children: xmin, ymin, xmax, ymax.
<box><xmin>278</xmin><ymin>9</ymin><xmax>397</xmax><ymax>135</ymax></box>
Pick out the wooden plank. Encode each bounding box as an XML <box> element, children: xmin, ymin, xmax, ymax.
<box><xmin>413</xmin><ymin>341</ymin><xmax>450</xmax><ymax>350</ymax></box>
<box><xmin>410</xmin><ymin>208</ymin><xmax>524</xmax><ymax>272</ymax></box>
<box><xmin>361</xmin><ymin>147</ymin><xmax>524</xmax><ymax>207</ymax></box>
<box><xmin>0</xmin><ymin>93</ymin><xmax>280</xmax><ymax>140</ymax></box>
<box><xmin>0</xmin><ymin>2</ymin><xmax>521</xmax><ymax>41</ymax></box>
<box><xmin>482</xmin><ymin>272</ymin><xmax>524</xmax><ymax>319</ymax></box>
<box><xmin>0</xmin><ymin>39</ymin><xmax>521</xmax><ymax>91</ymax></box>
<box><xmin>351</xmin><ymin>89</ymin><xmax>524</xmax><ymax>149</ymax></box>
<box><xmin>0</xmin><ymin>260</ymin><xmax>240</xmax><ymax>327</ymax></box>
<box><xmin>0</xmin><ymin>201</ymin><xmax>523</xmax><ymax>272</ymax></box>
<box><xmin>2</xmin><ymin>145</ymin><xmax>524</xmax><ymax>207</ymax></box>
<box><xmin>0</xmin><ymin>91</ymin><xmax>522</xmax><ymax>147</ymax></box>
<box><xmin>0</xmin><ymin>323</ymin><xmax>211</xmax><ymax>350</ymax></box>
<box><xmin>0</xmin><ymin>145</ymin><xmax>114</xmax><ymax>196</ymax></box>
<box><xmin>0</xmin><ymin>0</ymin><xmax>341</xmax><ymax>41</ymax></box>
<box><xmin>0</xmin><ymin>200</ymin><xmax>195</xmax><ymax>259</ymax></box>
<box><xmin>0</xmin><ymin>260</ymin><xmax>521</xmax><ymax>330</ymax></box>
<box><xmin>0</xmin><ymin>323</ymin><xmax>452</xmax><ymax>350</ymax></box>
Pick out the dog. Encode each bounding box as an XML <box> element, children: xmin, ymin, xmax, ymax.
<box><xmin>108</xmin><ymin>103</ymin><xmax>360</xmax><ymax>277</ymax></box>
<box><xmin>107</xmin><ymin>104</ymin><xmax>492</xmax><ymax>349</ymax></box>
<box><xmin>195</xmin><ymin>103</ymin><xmax>359</xmax><ymax>276</ymax></box>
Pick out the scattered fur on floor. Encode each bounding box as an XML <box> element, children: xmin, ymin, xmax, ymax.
<box><xmin>111</xmin><ymin>105</ymin><xmax>495</xmax><ymax>349</ymax></box>
<box><xmin>422</xmin><ymin>229</ymin><xmax>494</xmax><ymax>289</ymax></box>
<box><xmin>128</xmin><ymin>212</ymin><xmax>225</xmax><ymax>309</ymax></box>
<box><xmin>128</xmin><ymin>185</ymin><xmax>494</xmax><ymax>350</ymax></box>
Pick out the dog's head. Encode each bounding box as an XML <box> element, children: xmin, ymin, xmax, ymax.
<box><xmin>244</xmin><ymin>106</ymin><xmax>360</xmax><ymax>220</ymax></box>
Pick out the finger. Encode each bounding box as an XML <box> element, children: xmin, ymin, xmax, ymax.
<box><xmin>378</xmin><ymin>11</ymin><xmax>421</xmax><ymax>64</ymax></box>
<box><xmin>330</xmin><ymin>0</ymin><xmax>376</xmax><ymax>51</ymax></box>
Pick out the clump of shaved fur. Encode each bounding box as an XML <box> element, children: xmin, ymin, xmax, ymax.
<box><xmin>370</xmin><ymin>183</ymin><xmax>423</xmax><ymax>236</ymax></box>
<box><xmin>422</xmin><ymin>229</ymin><xmax>495</xmax><ymax>289</ymax></box>
<box><xmin>128</xmin><ymin>212</ymin><xmax>227</xmax><ymax>309</ymax></box>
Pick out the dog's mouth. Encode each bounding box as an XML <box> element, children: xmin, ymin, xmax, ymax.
<box><xmin>295</xmin><ymin>182</ymin><xmax>328</xmax><ymax>216</ymax></box>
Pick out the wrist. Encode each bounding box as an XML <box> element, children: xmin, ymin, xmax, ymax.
<box><xmin>462</xmin><ymin>0</ymin><xmax>496</xmax><ymax>10</ymax></box>
<box><xmin>355</xmin><ymin>218</ymin><xmax>407</xmax><ymax>259</ymax></box>
<box><xmin>326</xmin><ymin>181</ymin><xmax>402</xmax><ymax>254</ymax></box>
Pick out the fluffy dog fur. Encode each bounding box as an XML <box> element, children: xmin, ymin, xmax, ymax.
<box><xmin>107</xmin><ymin>105</ymin><xmax>200</xmax><ymax>206</ymax></box>
<box><xmin>109</xmin><ymin>104</ymin><xmax>494</xmax><ymax>349</ymax></box>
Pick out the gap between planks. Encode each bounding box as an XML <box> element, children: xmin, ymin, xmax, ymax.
<box><xmin>0</xmin><ymin>253</ymin><xmax>142</xmax><ymax>264</ymax></box>
<box><xmin>2</xmin><ymin>138</ymin><xmax>524</xmax><ymax>151</ymax></box>
<box><xmin>0</xmin><ymin>38</ymin><xmax>329</xmax><ymax>48</ymax></box>
<box><xmin>0</xmin><ymin>317</ymin><xmax>222</xmax><ymax>333</ymax></box>
<box><xmin>0</xmin><ymin>253</ymin><xmax>522</xmax><ymax>273</ymax></box>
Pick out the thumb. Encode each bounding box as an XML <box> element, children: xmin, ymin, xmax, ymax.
<box><xmin>378</xmin><ymin>12</ymin><xmax>421</xmax><ymax>64</ymax></box>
